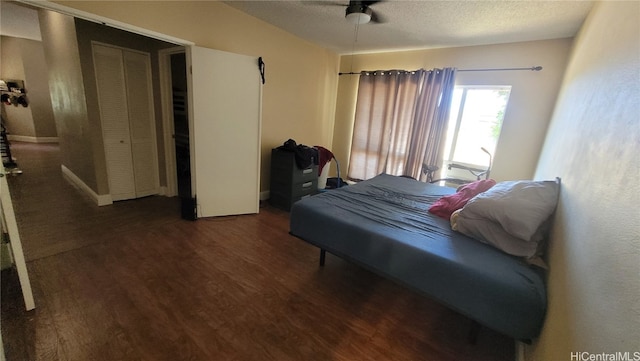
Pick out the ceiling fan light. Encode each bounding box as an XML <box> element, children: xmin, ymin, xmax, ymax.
<box><xmin>345</xmin><ymin>6</ymin><xmax>373</xmax><ymax>24</ymax></box>
<box><xmin>346</xmin><ymin>12</ymin><xmax>371</xmax><ymax>24</ymax></box>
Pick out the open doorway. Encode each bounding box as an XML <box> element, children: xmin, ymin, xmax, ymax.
<box><xmin>0</xmin><ymin>3</ymin><xmax>193</xmax><ymax>260</ymax></box>
<box><xmin>168</xmin><ymin>51</ymin><xmax>196</xmax><ymax>220</ymax></box>
<box><xmin>5</xmin><ymin>0</ymin><xmax>262</xmax><ymax>224</ymax></box>
<box><xmin>1</xmin><ymin>1</ymin><xmax>194</xmax><ymax>209</ymax></box>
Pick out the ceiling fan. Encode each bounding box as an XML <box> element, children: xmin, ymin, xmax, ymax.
<box><xmin>319</xmin><ymin>0</ymin><xmax>387</xmax><ymax>25</ymax></box>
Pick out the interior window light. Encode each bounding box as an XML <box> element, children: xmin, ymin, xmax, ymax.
<box><xmin>441</xmin><ymin>86</ymin><xmax>512</xmax><ymax>181</ymax></box>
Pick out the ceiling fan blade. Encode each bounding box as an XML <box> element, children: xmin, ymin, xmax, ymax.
<box><xmin>370</xmin><ymin>11</ymin><xmax>386</xmax><ymax>23</ymax></box>
<box><xmin>305</xmin><ymin>1</ymin><xmax>347</xmax><ymax>6</ymax></box>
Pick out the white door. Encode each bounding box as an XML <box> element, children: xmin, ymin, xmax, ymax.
<box><xmin>123</xmin><ymin>50</ymin><xmax>160</xmax><ymax>197</ymax></box>
<box><xmin>188</xmin><ymin>46</ymin><xmax>262</xmax><ymax>217</ymax></box>
<box><xmin>93</xmin><ymin>44</ymin><xmax>136</xmax><ymax>201</ymax></box>
<box><xmin>93</xmin><ymin>43</ymin><xmax>159</xmax><ymax>201</ymax></box>
<box><xmin>0</xmin><ymin>167</ymin><xmax>35</xmax><ymax>311</ymax></box>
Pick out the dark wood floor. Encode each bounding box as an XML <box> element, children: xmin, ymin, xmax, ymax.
<box><xmin>1</xmin><ymin>142</ymin><xmax>514</xmax><ymax>361</ymax></box>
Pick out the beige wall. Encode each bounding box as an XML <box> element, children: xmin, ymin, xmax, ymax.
<box><xmin>55</xmin><ymin>1</ymin><xmax>340</xmax><ymax>192</ymax></box>
<box><xmin>0</xmin><ymin>36</ymin><xmax>57</xmax><ymax>139</ymax></box>
<box><xmin>38</xmin><ymin>9</ymin><xmax>98</xmax><ymax>191</ymax></box>
<box><xmin>333</xmin><ymin>39</ymin><xmax>572</xmax><ymax>181</ymax></box>
<box><xmin>529</xmin><ymin>1</ymin><xmax>639</xmax><ymax>359</ymax></box>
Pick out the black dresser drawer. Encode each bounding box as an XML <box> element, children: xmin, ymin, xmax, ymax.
<box><xmin>269</xmin><ymin>183</ymin><xmax>318</xmax><ymax>211</ymax></box>
<box><xmin>269</xmin><ymin>148</ymin><xmax>318</xmax><ymax>211</ymax></box>
<box><xmin>293</xmin><ymin>166</ymin><xmax>317</xmax><ymax>183</ymax></box>
<box><xmin>271</xmin><ymin>178</ymin><xmax>317</xmax><ymax>198</ymax></box>
<box><xmin>271</xmin><ymin>162</ymin><xmax>317</xmax><ymax>184</ymax></box>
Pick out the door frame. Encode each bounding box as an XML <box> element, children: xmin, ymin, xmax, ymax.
<box><xmin>19</xmin><ymin>1</ymin><xmax>194</xmax><ymax>199</ymax></box>
<box><xmin>158</xmin><ymin>47</ymin><xmax>186</xmax><ymax>198</ymax></box>
<box><xmin>19</xmin><ymin>1</ymin><xmax>268</xmax><ymax>212</ymax></box>
<box><xmin>19</xmin><ymin>0</ymin><xmax>193</xmax><ymax>47</ymax></box>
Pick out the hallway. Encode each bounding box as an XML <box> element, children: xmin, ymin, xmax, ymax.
<box><xmin>6</xmin><ymin>142</ymin><xmax>181</xmax><ymax>261</ymax></box>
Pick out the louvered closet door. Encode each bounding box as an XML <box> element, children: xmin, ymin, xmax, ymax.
<box><xmin>93</xmin><ymin>44</ymin><xmax>136</xmax><ymax>201</ymax></box>
<box><xmin>123</xmin><ymin>50</ymin><xmax>159</xmax><ymax>197</ymax></box>
<box><xmin>93</xmin><ymin>44</ymin><xmax>159</xmax><ymax>201</ymax></box>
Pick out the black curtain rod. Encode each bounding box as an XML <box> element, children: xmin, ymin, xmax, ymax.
<box><xmin>338</xmin><ymin>66</ymin><xmax>543</xmax><ymax>75</ymax></box>
<box><xmin>458</xmin><ymin>66</ymin><xmax>543</xmax><ymax>72</ymax></box>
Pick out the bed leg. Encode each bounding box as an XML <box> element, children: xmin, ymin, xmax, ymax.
<box><xmin>319</xmin><ymin>249</ymin><xmax>326</xmax><ymax>266</ymax></box>
<box><xmin>468</xmin><ymin>320</ymin><xmax>481</xmax><ymax>344</ymax></box>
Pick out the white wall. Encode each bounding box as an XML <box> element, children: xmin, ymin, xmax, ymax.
<box><xmin>529</xmin><ymin>1</ymin><xmax>640</xmax><ymax>359</ymax></box>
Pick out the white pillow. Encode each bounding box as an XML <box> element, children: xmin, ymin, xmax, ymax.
<box><xmin>453</xmin><ymin>179</ymin><xmax>560</xmax><ymax>258</ymax></box>
<box><xmin>451</xmin><ymin>209</ymin><xmax>540</xmax><ymax>257</ymax></box>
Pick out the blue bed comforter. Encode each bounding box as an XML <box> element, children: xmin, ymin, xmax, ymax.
<box><xmin>289</xmin><ymin>173</ymin><xmax>546</xmax><ymax>341</ymax></box>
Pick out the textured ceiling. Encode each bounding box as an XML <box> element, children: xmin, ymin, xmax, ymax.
<box><xmin>224</xmin><ymin>0</ymin><xmax>595</xmax><ymax>54</ymax></box>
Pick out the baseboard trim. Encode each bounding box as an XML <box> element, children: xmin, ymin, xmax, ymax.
<box><xmin>260</xmin><ymin>190</ymin><xmax>270</xmax><ymax>201</ymax></box>
<box><xmin>7</xmin><ymin>135</ymin><xmax>59</xmax><ymax>143</ymax></box>
<box><xmin>60</xmin><ymin>165</ymin><xmax>112</xmax><ymax>206</ymax></box>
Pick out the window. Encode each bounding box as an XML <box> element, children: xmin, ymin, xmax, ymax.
<box><xmin>441</xmin><ymin>86</ymin><xmax>511</xmax><ymax>181</ymax></box>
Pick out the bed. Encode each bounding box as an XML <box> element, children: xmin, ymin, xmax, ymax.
<box><xmin>289</xmin><ymin>173</ymin><xmax>553</xmax><ymax>341</ymax></box>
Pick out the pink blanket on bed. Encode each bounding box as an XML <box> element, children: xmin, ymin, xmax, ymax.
<box><xmin>428</xmin><ymin>179</ymin><xmax>496</xmax><ymax>219</ymax></box>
